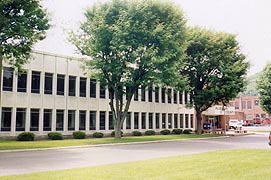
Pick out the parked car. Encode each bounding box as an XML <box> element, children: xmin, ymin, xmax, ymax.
<box><xmin>229</xmin><ymin>119</ymin><xmax>242</xmax><ymax>130</ymax></box>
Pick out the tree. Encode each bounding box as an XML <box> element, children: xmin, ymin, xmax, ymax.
<box><xmin>182</xmin><ymin>27</ymin><xmax>249</xmax><ymax>134</ymax></box>
<box><xmin>257</xmin><ymin>63</ymin><xmax>271</xmax><ymax>115</ymax></box>
<box><xmin>71</xmin><ymin>0</ymin><xmax>187</xmax><ymax>138</ymax></box>
<box><xmin>0</xmin><ymin>0</ymin><xmax>49</xmax><ymax>101</ymax></box>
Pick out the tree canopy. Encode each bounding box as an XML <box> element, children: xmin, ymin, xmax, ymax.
<box><xmin>71</xmin><ymin>0</ymin><xmax>188</xmax><ymax>138</ymax></box>
<box><xmin>257</xmin><ymin>63</ymin><xmax>271</xmax><ymax>114</ymax></box>
<box><xmin>182</xmin><ymin>27</ymin><xmax>249</xmax><ymax>133</ymax></box>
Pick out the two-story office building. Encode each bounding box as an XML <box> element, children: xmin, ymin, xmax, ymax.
<box><xmin>0</xmin><ymin>51</ymin><xmax>195</xmax><ymax>137</ymax></box>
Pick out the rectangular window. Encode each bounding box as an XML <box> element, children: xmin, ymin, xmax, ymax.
<box><xmin>90</xmin><ymin>79</ymin><xmax>97</xmax><ymax>98</ymax></box>
<box><xmin>141</xmin><ymin>87</ymin><xmax>146</xmax><ymax>101</ymax></box>
<box><xmin>134</xmin><ymin>88</ymin><xmax>138</xmax><ymax>101</ymax></box>
<box><xmin>69</xmin><ymin>76</ymin><xmax>76</xmax><ymax>96</ymax></box>
<box><xmin>109</xmin><ymin>112</ymin><xmax>114</xmax><ymax>130</ymax></box>
<box><xmin>155</xmin><ymin>87</ymin><xmax>159</xmax><ymax>103</ymax></box>
<box><xmin>162</xmin><ymin>88</ymin><xmax>165</xmax><ymax>103</ymax></box>
<box><xmin>56</xmin><ymin>110</ymin><xmax>64</xmax><ymax>131</ymax></box>
<box><xmin>190</xmin><ymin>114</ymin><xmax>194</xmax><ymax>128</ymax></box>
<box><xmin>174</xmin><ymin>114</ymin><xmax>178</xmax><ymax>128</ymax></box>
<box><xmin>179</xmin><ymin>91</ymin><xmax>183</xmax><ymax>104</ymax></box>
<box><xmin>89</xmin><ymin>111</ymin><xmax>96</xmax><ymax>130</ymax></box>
<box><xmin>1</xmin><ymin>108</ymin><xmax>12</xmax><ymax>131</ymax></box>
<box><xmin>31</xmin><ymin>71</ymin><xmax>40</xmax><ymax>93</ymax></box>
<box><xmin>44</xmin><ymin>73</ymin><xmax>53</xmax><ymax>94</ymax></box>
<box><xmin>241</xmin><ymin>101</ymin><xmax>246</xmax><ymax>109</ymax></box>
<box><xmin>168</xmin><ymin>89</ymin><xmax>172</xmax><ymax>104</ymax></box>
<box><xmin>126</xmin><ymin>112</ymin><xmax>131</xmax><ymax>129</ymax></box>
<box><xmin>235</xmin><ymin>101</ymin><xmax>239</xmax><ymax>109</ymax></box>
<box><xmin>80</xmin><ymin>77</ymin><xmax>87</xmax><ymax>97</ymax></box>
<box><xmin>180</xmin><ymin>114</ymin><xmax>183</xmax><ymax>128</ymax></box>
<box><xmin>155</xmin><ymin>113</ymin><xmax>160</xmax><ymax>129</ymax></box>
<box><xmin>30</xmin><ymin>109</ymin><xmax>39</xmax><ymax>131</ymax></box>
<box><xmin>16</xmin><ymin>108</ymin><xmax>26</xmax><ymax>131</ymax></box>
<box><xmin>162</xmin><ymin>113</ymin><xmax>166</xmax><ymax>128</ymax></box>
<box><xmin>255</xmin><ymin>100</ymin><xmax>259</xmax><ymax>106</ymax></box>
<box><xmin>134</xmin><ymin>112</ymin><xmax>139</xmax><ymax>129</ymax></box>
<box><xmin>3</xmin><ymin>67</ymin><xmax>13</xmax><ymax>91</ymax></box>
<box><xmin>57</xmin><ymin>74</ymin><xmax>65</xmax><ymax>96</ymax></box>
<box><xmin>79</xmin><ymin>110</ymin><xmax>86</xmax><ymax>130</ymax></box>
<box><xmin>148</xmin><ymin>87</ymin><xmax>153</xmax><ymax>102</ymax></box>
<box><xmin>173</xmin><ymin>90</ymin><xmax>177</xmax><ymax>104</ymax></box>
<box><xmin>185</xmin><ymin>114</ymin><xmax>189</xmax><ymax>128</ymax></box>
<box><xmin>247</xmin><ymin>101</ymin><xmax>252</xmax><ymax>109</ymax></box>
<box><xmin>141</xmin><ymin>112</ymin><xmax>146</xmax><ymax>129</ymax></box>
<box><xmin>168</xmin><ymin>114</ymin><xmax>172</xmax><ymax>129</ymax></box>
<box><xmin>43</xmin><ymin>109</ymin><xmax>52</xmax><ymax>131</ymax></box>
<box><xmin>100</xmin><ymin>111</ymin><xmax>106</xmax><ymax>130</ymax></box>
<box><xmin>148</xmin><ymin>113</ymin><xmax>153</xmax><ymax>129</ymax></box>
<box><xmin>184</xmin><ymin>92</ymin><xmax>188</xmax><ymax>104</ymax></box>
<box><xmin>17</xmin><ymin>72</ymin><xmax>27</xmax><ymax>92</ymax></box>
<box><xmin>100</xmin><ymin>84</ymin><xmax>106</xmax><ymax>99</ymax></box>
<box><xmin>68</xmin><ymin>110</ymin><xmax>76</xmax><ymax>131</ymax></box>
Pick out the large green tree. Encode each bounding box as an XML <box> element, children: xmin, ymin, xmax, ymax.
<box><xmin>71</xmin><ymin>0</ymin><xmax>187</xmax><ymax>138</ymax></box>
<box><xmin>257</xmin><ymin>63</ymin><xmax>271</xmax><ymax>114</ymax></box>
<box><xmin>182</xmin><ymin>27</ymin><xmax>249</xmax><ymax>134</ymax></box>
<box><xmin>0</xmin><ymin>0</ymin><xmax>49</xmax><ymax>101</ymax></box>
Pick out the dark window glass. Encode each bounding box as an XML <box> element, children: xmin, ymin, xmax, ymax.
<box><xmin>69</xmin><ymin>76</ymin><xmax>76</xmax><ymax>96</ymax></box>
<box><xmin>155</xmin><ymin>113</ymin><xmax>160</xmax><ymax>129</ymax></box>
<box><xmin>180</xmin><ymin>114</ymin><xmax>184</xmax><ymax>128</ymax></box>
<box><xmin>190</xmin><ymin>93</ymin><xmax>193</xmax><ymax>104</ymax></box>
<box><xmin>43</xmin><ymin>109</ymin><xmax>52</xmax><ymax>131</ymax></box>
<box><xmin>109</xmin><ymin>112</ymin><xmax>114</xmax><ymax>130</ymax></box>
<box><xmin>184</xmin><ymin>92</ymin><xmax>188</xmax><ymax>104</ymax></box>
<box><xmin>190</xmin><ymin>114</ymin><xmax>194</xmax><ymax>128</ymax></box>
<box><xmin>90</xmin><ymin>79</ymin><xmax>96</xmax><ymax>98</ymax></box>
<box><xmin>89</xmin><ymin>111</ymin><xmax>96</xmax><ymax>130</ymax></box>
<box><xmin>174</xmin><ymin>114</ymin><xmax>178</xmax><ymax>128</ymax></box>
<box><xmin>255</xmin><ymin>100</ymin><xmax>259</xmax><ymax>106</ymax></box>
<box><xmin>148</xmin><ymin>87</ymin><xmax>153</xmax><ymax>102</ymax></box>
<box><xmin>31</xmin><ymin>71</ymin><xmax>40</xmax><ymax>93</ymax></box>
<box><xmin>179</xmin><ymin>91</ymin><xmax>183</xmax><ymax>104</ymax></box>
<box><xmin>80</xmin><ymin>77</ymin><xmax>86</xmax><ymax>97</ymax></box>
<box><xmin>57</xmin><ymin>74</ymin><xmax>65</xmax><ymax>96</ymax></box>
<box><xmin>141</xmin><ymin>112</ymin><xmax>146</xmax><ymax>129</ymax></box>
<box><xmin>44</xmin><ymin>73</ymin><xmax>53</xmax><ymax>94</ymax></box>
<box><xmin>134</xmin><ymin>88</ymin><xmax>138</xmax><ymax>101</ymax></box>
<box><xmin>56</xmin><ymin>110</ymin><xmax>64</xmax><ymax>131</ymax></box>
<box><xmin>17</xmin><ymin>72</ymin><xmax>27</xmax><ymax>92</ymax></box>
<box><xmin>79</xmin><ymin>110</ymin><xmax>86</xmax><ymax>130</ymax></box>
<box><xmin>185</xmin><ymin>114</ymin><xmax>189</xmax><ymax>128</ymax></box>
<box><xmin>68</xmin><ymin>110</ymin><xmax>75</xmax><ymax>130</ymax></box>
<box><xmin>148</xmin><ymin>113</ymin><xmax>153</xmax><ymax>129</ymax></box>
<box><xmin>100</xmin><ymin>111</ymin><xmax>106</xmax><ymax>130</ymax></box>
<box><xmin>3</xmin><ymin>67</ymin><xmax>13</xmax><ymax>91</ymax></box>
<box><xmin>126</xmin><ymin>112</ymin><xmax>131</xmax><ymax>129</ymax></box>
<box><xmin>162</xmin><ymin>88</ymin><xmax>166</xmax><ymax>103</ymax></box>
<box><xmin>30</xmin><ymin>109</ymin><xmax>39</xmax><ymax>131</ymax></box>
<box><xmin>173</xmin><ymin>90</ymin><xmax>177</xmax><ymax>104</ymax></box>
<box><xmin>141</xmin><ymin>87</ymin><xmax>145</xmax><ymax>101</ymax></box>
<box><xmin>162</xmin><ymin>113</ymin><xmax>166</xmax><ymax>129</ymax></box>
<box><xmin>168</xmin><ymin>114</ymin><xmax>172</xmax><ymax>129</ymax></box>
<box><xmin>1</xmin><ymin>108</ymin><xmax>12</xmax><ymax>131</ymax></box>
<box><xmin>100</xmin><ymin>84</ymin><xmax>106</xmax><ymax>99</ymax></box>
<box><xmin>16</xmin><ymin>108</ymin><xmax>26</xmax><ymax>131</ymax></box>
<box><xmin>168</xmin><ymin>89</ymin><xmax>172</xmax><ymax>104</ymax></box>
<box><xmin>155</xmin><ymin>87</ymin><xmax>159</xmax><ymax>103</ymax></box>
<box><xmin>134</xmin><ymin>112</ymin><xmax>139</xmax><ymax>129</ymax></box>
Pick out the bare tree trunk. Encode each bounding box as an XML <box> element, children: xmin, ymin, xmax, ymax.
<box><xmin>0</xmin><ymin>58</ymin><xmax>2</xmax><ymax>118</ymax></box>
<box><xmin>196</xmin><ymin>107</ymin><xmax>202</xmax><ymax>134</ymax></box>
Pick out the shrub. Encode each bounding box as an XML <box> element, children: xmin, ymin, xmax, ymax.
<box><xmin>160</xmin><ymin>129</ymin><xmax>171</xmax><ymax>135</ymax></box>
<box><xmin>132</xmin><ymin>131</ymin><xmax>142</xmax><ymax>136</ymax></box>
<box><xmin>93</xmin><ymin>132</ymin><xmax>104</xmax><ymax>138</ymax></box>
<box><xmin>183</xmin><ymin>129</ymin><xmax>193</xmax><ymax>134</ymax></box>
<box><xmin>73</xmin><ymin>131</ymin><xmax>86</xmax><ymax>139</ymax></box>
<box><xmin>17</xmin><ymin>132</ymin><xmax>35</xmax><ymax>141</ymax></box>
<box><xmin>48</xmin><ymin>132</ymin><xmax>63</xmax><ymax>140</ymax></box>
<box><xmin>172</xmin><ymin>129</ymin><xmax>183</xmax><ymax>134</ymax></box>
<box><xmin>111</xmin><ymin>130</ymin><xmax>123</xmax><ymax>137</ymax></box>
<box><xmin>144</xmin><ymin>130</ymin><xmax>156</xmax><ymax>136</ymax></box>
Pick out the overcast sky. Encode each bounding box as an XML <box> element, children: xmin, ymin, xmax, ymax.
<box><xmin>34</xmin><ymin>0</ymin><xmax>271</xmax><ymax>75</ymax></box>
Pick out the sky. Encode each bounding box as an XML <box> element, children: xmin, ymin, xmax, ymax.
<box><xmin>34</xmin><ymin>0</ymin><xmax>271</xmax><ymax>75</ymax></box>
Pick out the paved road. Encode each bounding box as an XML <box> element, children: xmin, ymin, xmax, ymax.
<box><xmin>0</xmin><ymin>133</ymin><xmax>270</xmax><ymax>176</ymax></box>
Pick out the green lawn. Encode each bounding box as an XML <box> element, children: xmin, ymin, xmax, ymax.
<box><xmin>0</xmin><ymin>134</ymin><xmax>220</xmax><ymax>151</ymax></box>
<box><xmin>1</xmin><ymin>149</ymin><xmax>271</xmax><ymax>180</ymax></box>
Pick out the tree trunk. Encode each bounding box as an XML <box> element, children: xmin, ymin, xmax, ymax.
<box><xmin>196</xmin><ymin>108</ymin><xmax>202</xmax><ymax>134</ymax></box>
<box><xmin>114</xmin><ymin>118</ymin><xmax>122</xmax><ymax>139</ymax></box>
<box><xmin>0</xmin><ymin>58</ymin><xmax>2</xmax><ymax>120</ymax></box>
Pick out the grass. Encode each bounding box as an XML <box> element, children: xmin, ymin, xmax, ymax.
<box><xmin>1</xmin><ymin>149</ymin><xmax>271</xmax><ymax>180</ymax></box>
<box><xmin>0</xmin><ymin>134</ymin><xmax>220</xmax><ymax>151</ymax></box>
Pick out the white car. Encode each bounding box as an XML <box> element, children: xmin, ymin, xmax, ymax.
<box><xmin>229</xmin><ymin>119</ymin><xmax>242</xmax><ymax>130</ymax></box>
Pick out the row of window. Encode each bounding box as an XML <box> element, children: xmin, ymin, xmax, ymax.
<box><xmin>231</xmin><ymin>99</ymin><xmax>259</xmax><ymax>110</ymax></box>
<box><xmin>0</xmin><ymin>108</ymin><xmax>194</xmax><ymax>132</ymax></box>
<box><xmin>3</xmin><ymin>67</ymin><xmax>192</xmax><ymax>104</ymax></box>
